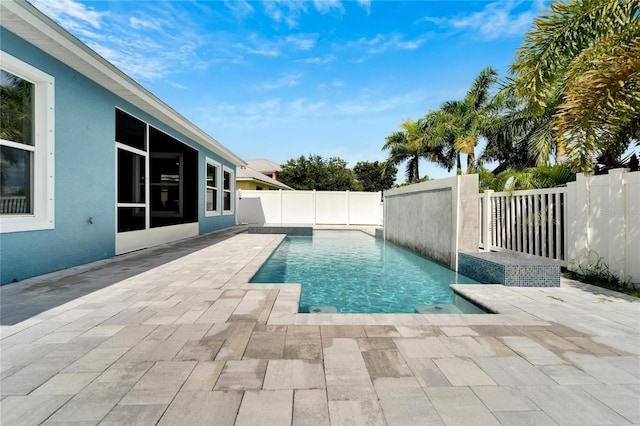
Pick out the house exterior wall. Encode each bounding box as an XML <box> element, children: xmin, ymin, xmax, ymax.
<box><xmin>0</xmin><ymin>28</ymin><xmax>236</xmax><ymax>284</ymax></box>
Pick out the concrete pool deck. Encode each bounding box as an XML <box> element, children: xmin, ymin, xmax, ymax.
<box><xmin>1</xmin><ymin>227</ymin><xmax>639</xmax><ymax>425</ymax></box>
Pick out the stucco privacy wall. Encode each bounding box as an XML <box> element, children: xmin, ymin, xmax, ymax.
<box><xmin>0</xmin><ymin>28</ymin><xmax>236</xmax><ymax>285</ymax></box>
<box><xmin>384</xmin><ymin>175</ymin><xmax>479</xmax><ymax>270</ymax></box>
<box><xmin>566</xmin><ymin>169</ymin><xmax>640</xmax><ymax>284</ymax></box>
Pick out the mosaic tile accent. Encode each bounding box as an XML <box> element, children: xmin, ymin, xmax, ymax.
<box><xmin>459</xmin><ymin>252</ymin><xmax>560</xmax><ymax>287</ymax></box>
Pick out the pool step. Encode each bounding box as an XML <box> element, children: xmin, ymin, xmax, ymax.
<box><xmin>415</xmin><ymin>304</ymin><xmax>463</xmax><ymax>314</ymax></box>
<box><xmin>299</xmin><ymin>305</ymin><xmax>338</xmax><ymax>313</ymax></box>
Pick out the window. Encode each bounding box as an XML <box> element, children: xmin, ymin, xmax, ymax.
<box><xmin>205</xmin><ymin>158</ymin><xmax>220</xmax><ymax>216</ymax></box>
<box><xmin>150</xmin><ymin>153</ymin><xmax>183</xmax><ymax>217</ymax></box>
<box><xmin>116</xmin><ymin>109</ymin><xmax>198</xmax><ymax>233</ymax></box>
<box><xmin>0</xmin><ymin>52</ymin><xmax>54</xmax><ymax>233</ymax></box>
<box><xmin>116</xmin><ymin>109</ymin><xmax>147</xmax><ymax>233</ymax></box>
<box><xmin>222</xmin><ymin>166</ymin><xmax>234</xmax><ymax>214</ymax></box>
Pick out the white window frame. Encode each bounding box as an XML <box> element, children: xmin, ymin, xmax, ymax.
<box><xmin>222</xmin><ymin>165</ymin><xmax>234</xmax><ymax>215</ymax></box>
<box><xmin>205</xmin><ymin>157</ymin><xmax>220</xmax><ymax>217</ymax></box>
<box><xmin>0</xmin><ymin>52</ymin><xmax>55</xmax><ymax>233</ymax></box>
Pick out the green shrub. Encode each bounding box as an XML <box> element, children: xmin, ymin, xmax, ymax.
<box><xmin>567</xmin><ymin>253</ymin><xmax>639</xmax><ymax>297</ymax></box>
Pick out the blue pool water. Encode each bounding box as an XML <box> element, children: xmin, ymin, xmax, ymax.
<box><xmin>251</xmin><ymin>231</ymin><xmax>484</xmax><ymax>314</ymax></box>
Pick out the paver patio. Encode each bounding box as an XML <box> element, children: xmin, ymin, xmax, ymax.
<box><xmin>1</xmin><ymin>227</ymin><xmax>639</xmax><ymax>425</ymax></box>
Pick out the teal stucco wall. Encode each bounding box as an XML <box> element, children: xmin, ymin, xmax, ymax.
<box><xmin>0</xmin><ymin>28</ymin><xmax>238</xmax><ymax>285</ymax></box>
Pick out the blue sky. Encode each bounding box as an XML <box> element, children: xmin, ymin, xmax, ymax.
<box><xmin>32</xmin><ymin>0</ymin><xmax>547</xmax><ymax>181</ymax></box>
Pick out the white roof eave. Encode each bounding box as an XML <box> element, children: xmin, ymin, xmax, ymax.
<box><xmin>237</xmin><ymin>175</ymin><xmax>292</xmax><ymax>190</ymax></box>
<box><xmin>1</xmin><ymin>0</ymin><xmax>246</xmax><ymax>167</ymax></box>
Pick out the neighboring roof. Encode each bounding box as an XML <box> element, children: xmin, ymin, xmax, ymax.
<box><xmin>0</xmin><ymin>0</ymin><xmax>245</xmax><ymax>167</ymax></box>
<box><xmin>237</xmin><ymin>166</ymin><xmax>293</xmax><ymax>190</ymax></box>
<box><xmin>246</xmin><ymin>159</ymin><xmax>282</xmax><ymax>173</ymax></box>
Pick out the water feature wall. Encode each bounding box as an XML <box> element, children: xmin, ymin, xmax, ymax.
<box><xmin>383</xmin><ymin>175</ymin><xmax>479</xmax><ymax>270</ymax></box>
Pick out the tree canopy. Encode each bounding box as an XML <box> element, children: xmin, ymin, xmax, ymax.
<box><xmin>511</xmin><ymin>0</ymin><xmax>640</xmax><ymax>172</ymax></box>
<box><xmin>279</xmin><ymin>154</ymin><xmax>361</xmax><ymax>191</ymax></box>
<box><xmin>353</xmin><ymin>161</ymin><xmax>396</xmax><ymax>192</ymax></box>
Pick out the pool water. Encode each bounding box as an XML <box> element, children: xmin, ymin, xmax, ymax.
<box><xmin>251</xmin><ymin>230</ymin><xmax>485</xmax><ymax>314</ymax></box>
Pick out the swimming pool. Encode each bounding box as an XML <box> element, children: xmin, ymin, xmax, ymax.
<box><xmin>251</xmin><ymin>230</ymin><xmax>485</xmax><ymax>314</ymax></box>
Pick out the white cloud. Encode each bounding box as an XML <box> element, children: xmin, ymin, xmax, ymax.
<box><xmin>166</xmin><ymin>80</ymin><xmax>187</xmax><ymax>90</ymax></box>
<box><xmin>261</xmin><ymin>0</ymin><xmax>348</xmax><ymax>26</ymax></box>
<box><xmin>262</xmin><ymin>1</ymin><xmax>309</xmax><ymax>27</ymax></box>
<box><xmin>420</xmin><ymin>0</ymin><xmax>544</xmax><ymax>40</ymax></box>
<box><xmin>336</xmin><ymin>91</ymin><xmax>428</xmax><ymax>115</ymax></box>
<box><xmin>224</xmin><ymin>0</ymin><xmax>254</xmax><ymax>19</ymax></box>
<box><xmin>31</xmin><ymin>0</ymin><xmax>106</xmax><ymax>29</ymax></box>
<box><xmin>236</xmin><ymin>33</ymin><xmax>281</xmax><ymax>57</ymax></box>
<box><xmin>245</xmin><ymin>46</ymin><xmax>281</xmax><ymax>57</ymax></box>
<box><xmin>313</xmin><ymin>0</ymin><xmax>344</xmax><ymax>14</ymax></box>
<box><xmin>358</xmin><ymin>0</ymin><xmax>371</xmax><ymax>14</ymax></box>
<box><xmin>290</xmin><ymin>98</ymin><xmax>326</xmax><ymax>117</ymax></box>
<box><xmin>128</xmin><ymin>16</ymin><xmax>162</xmax><ymax>31</ymax></box>
<box><xmin>256</xmin><ymin>73</ymin><xmax>304</xmax><ymax>90</ymax></box>
<box><xmin>204</xmin><ymin>97</ymin><xmax>329</xmax><ymax>125</ymax></box>
<box><xmin>199</xmin><ymin>98</ymin><xmax>283</xmax><ymax>125</ymax></box>
<box><xmin>299</xmin><ymin>55</ymin><xmax>336</xmax><ymax>64</ymax></box>
<box><xmin>198</xmin><ymin>89</ymin><xmax>427</xmax><ymax>131</ymax></box>
<box><xmin>285</xmin><ymin>34</ymin><xmax>318</xmax><ymax>51</ymax></box>
<box><xmin>237</xmin><ymin>33</ymin><xmax>319</xmax><ymax>57</ymax></box>
<box><xmin>31</xmin><ymin>0</ymin><xmax>213</xmax><ymax>83</ymax></box>
<box><xmin>348</xmin><ymin>33</ymin><xmax>429</xmax><ymax>54</ymax></box>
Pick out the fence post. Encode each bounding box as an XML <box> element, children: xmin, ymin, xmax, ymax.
<box><xmin>608</xmin><ymin>169</ymin><xmax>626</xmax><ymax>280</ymax></box>
<box><xmin>346</xmin><ymin>190</ymin><xmax>350</xmax><ymax>226</ymax></box>
<box><xmin>482</xmin><ymin>190</ymin><xmax>493</xmax><ymax>252</ymax></box>
<box><xmin>279</xmin><ymin>189</ymin><xmax>283</xmax><ymax>225</ymax></box>
<box><xmin>313</xmin><ymin>190</ymin><xmax>317</xmax><ymax>225</ymax></box>
<box><xmin>236</xmin><ymin>189</ymin><xmax>241</xmax><ymax>225</ymax></box>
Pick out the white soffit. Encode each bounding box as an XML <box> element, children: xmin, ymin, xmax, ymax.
<box><xmin>1</xmin><ymin>0</ymin><xmax>245</xmax><ymax>167</ymax></box>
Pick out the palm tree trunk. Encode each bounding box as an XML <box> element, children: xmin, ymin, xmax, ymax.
<box><xmin>467</xmin><ymin>152</ymin><xmax>476</xmax><ymax>171</ymax></box>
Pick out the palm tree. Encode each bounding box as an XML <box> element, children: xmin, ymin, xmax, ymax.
<box><xmin>382</xmin><ymin>117</ymin><xmax>450</xmax><ymax>183</ymax></box>
<box><xmin>480</xmin><ymin>79</ymin><xmax>558</xmax><ymax>171</ymax></box>
<box><xmin>430</xmin><ymin>67</ymin><xmax>498</xmax><ymax>174</ymax></box>
<box><xmin>490</xmin><ymin>164</ymin><xmax>575</xmax><ymax>191</ymax></box>
<box><xmin>511</xmin><ymin>0</ymin><xmax>640</xmax><ymax>172</ymax></box>
<box><xmin>383</xmin><ymin>118</ymin><xmax>424</xmax><ymax>183</ymax></box>
<box><xmin>0</xmin><ymin>70</ymin><xmax>33</xmax><ymax>144</ymax></box>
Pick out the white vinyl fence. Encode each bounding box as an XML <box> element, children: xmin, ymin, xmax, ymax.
<box><xmin>479</xmin><ymin>169</ymin><xmax>640</xmax><ymax>283</ymax></box>
<box><xmin>479</xmin><ymin>187</ymin><xmax>568</xmax><ymax>264</ymax></box>
<box><xmin>237</xmin><ymin>190</ymin><xmax>383</xmax><ymax>226</ymax></box>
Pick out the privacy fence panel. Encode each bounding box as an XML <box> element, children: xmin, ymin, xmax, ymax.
<box><xmin>315</xmin><ymin>191</ymin><xmax>348</xmax><ymax>224</ymax></box>
<box><xmin>237</xmin><ymin>190</ymin><xmax>382</xmax><ymax>226</ymax></box>
<box><xmin>566</xmin><ymin>169</ymin><xmax>640</xmax><ymax>284</ymax></box>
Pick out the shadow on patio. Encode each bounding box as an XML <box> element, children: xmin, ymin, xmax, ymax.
<box><xmin>0</xmin><ymin>226</ymin><xmax>248</xmax><ymax>326</ymax></box>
